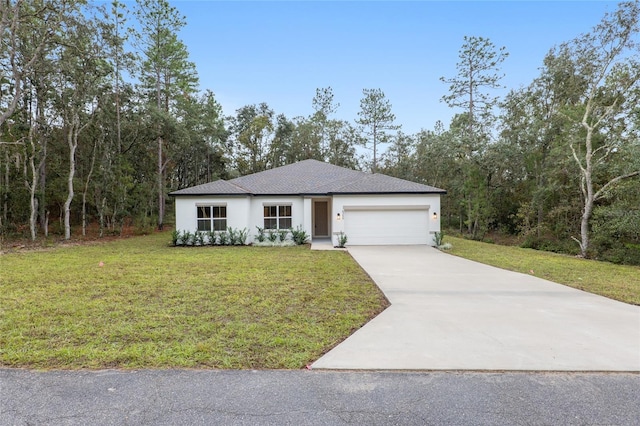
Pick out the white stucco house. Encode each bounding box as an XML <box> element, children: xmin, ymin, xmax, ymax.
<box><xmin>169</xmin><ymin>159</ymin><xmax>446</xmax><ymax>246</ymax></box>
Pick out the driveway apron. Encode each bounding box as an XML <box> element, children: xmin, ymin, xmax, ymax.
<box><xmin>312</xmin><ymin>246</ymin><xmax>640</xmax><ymax>371</ymax></box>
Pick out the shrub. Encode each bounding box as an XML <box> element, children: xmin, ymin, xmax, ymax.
<box><xmin>228</xmin><ymin>227</ymin><xmax>239</xmax><ymax>245</ymax></box>
<box><xmin>181</xmin><ymin>231</ymin><xmax>193</xmax><ymax>246</ymax></box>
<box><xmin>337</xmin><ymin>232</ymin><xmax>348</xmax><ymax>248</ymax></box>
<box><xmin>194</xmin><ymin>231</ymin><xmax>205</xmax><ymax>246</ymax></box>
<box><xmin>268</xmin><ymin>230</ymin><xmax>278</xmax><ymax>243</ymax></box>
<box><xmin>434</xmin><ymin>231</ymin><xmax>444</xmax><ymax>247</ymax></box>
<box><xmin>255</xmin><ymin>226</ymin><xmax>266</xmax><ymax>243</ymax></box>
<box><xmin>207</xmin><ymin>230</ymin><xmax>217</xmax><ymax>246</ymax></box>
<box><xmin>237</xmin><ymin>228</ymin><xmax>249</xmax><ymax>245</ymax></box>
<box><xmin>218</xmin><ymin>231</ymin><xmax>229</xmax><ymax>246</ymax></box>
<box><xmin>171</xmin><ymin>229</ymin><xmax>180</xmax><ymax>246</ymax></box>
<box><xmin>278</xmin><ymin>229</ymin><xmax>288</xmax><ymax>243</ymax></box>
<box><xmin>290</xmin><ymin>226</ymin><xmax>309</xmax><ymax>245</ymax></box>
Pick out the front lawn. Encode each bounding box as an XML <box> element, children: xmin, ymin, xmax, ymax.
<box><xmin>0</xmin><ymin>232</ymin><xmax>388</xmax><ymax>369</ymax></box>
<box><xmin>446</xmin><ymin>236</ymin><xmax>640</xmax><ymax>305</ymax></box>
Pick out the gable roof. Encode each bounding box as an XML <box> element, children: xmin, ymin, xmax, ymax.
<box><xmin>169</xmin><ymin>159</ymin><xmax>446</xmax><ymax>196</ymax></box>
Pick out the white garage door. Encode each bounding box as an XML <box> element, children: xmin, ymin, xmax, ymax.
<box><xmin>344</xmin><ymin>207</ymin><xmax>430</xmax><ymax>245</ymax></box>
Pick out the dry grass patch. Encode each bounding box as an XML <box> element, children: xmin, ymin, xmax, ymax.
<box><xmin>0</xmin><ymin>232</ymin><xmax>388</xmax><ymax>369</ymax></box>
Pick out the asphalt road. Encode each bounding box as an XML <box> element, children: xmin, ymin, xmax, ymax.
<box><xmin>1</xmin><ymin>369</ymin><xmax>638</xmax><ymax>425</ymax></box>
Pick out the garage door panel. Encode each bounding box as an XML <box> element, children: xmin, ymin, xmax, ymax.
<box><xmin>344</xmin><ymin>210</ymin><xmax>429</xmax><ymax>245</ymax></box>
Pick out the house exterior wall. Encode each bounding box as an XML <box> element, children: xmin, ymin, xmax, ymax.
<box><xmin>303</xmin><ymin>197</ymin><xmax>313</xmax><ymax>240</ymax></box>
<box><xmin>174</xmin><ymin>196</ymin><xmax>251</xmax><ymax>234</ymax></box>
<box><xmin>174</xmin><ymin>193</ymin><xmax>441</xmax><ymax>245</ymax></box>
<box><xmin>174</xmin><ymin>196</ymin><xmax>311</xmax><ymax>243</ymax></box>
<box><xmin>248</xmin><ymin>196</ymin><xmax>307</xmax><ymax>240</ymax></box>
<box><xmin>331</xmin><ymin>194</ymin><xmax>442</xmax><ymax>246</ymax></box>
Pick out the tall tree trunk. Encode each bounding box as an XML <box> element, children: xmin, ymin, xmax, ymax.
<box><xmin>28</xmin><ymin>147</ymin><xmax>38</xmax><ymax>241</ymax></box>
<box><xmin>81</xmin><ymin>139</ymin><xmax>97</xmax><ymax>236</ymax></box>
<box><xmin>157</xmin><ymin>135</ymin><xmax>164</xmax><ymax>230</ymax></box>
<box><xmin>2</xmin><ymin>151</ymin><xmax>9</xmax><ymax>227</ymax></box>
<box><xmin>64</xmin><ymin>117</ymin><xmax>79</xmax><ymax>240</ymax></box>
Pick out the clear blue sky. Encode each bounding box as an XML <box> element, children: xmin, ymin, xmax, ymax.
<box><xmin>172</xmin><ymin>1</ymin><xmax>620</xmax><ymax>134</ymax></box>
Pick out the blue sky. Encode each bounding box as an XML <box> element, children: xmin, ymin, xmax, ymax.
<box><xmin>172</xmin><ymin>1</ymin><xmax>620</xmax><ymax>134</ymax></box>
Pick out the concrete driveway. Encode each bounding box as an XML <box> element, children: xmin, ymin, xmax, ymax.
<box><xmin>312</xmin><ymin>246</ymin><xmax>640</xmax><ymax>371</ymax></box>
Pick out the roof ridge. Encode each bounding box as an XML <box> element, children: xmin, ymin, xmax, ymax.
<box><xmin>224</xmin><ymin>179</ymin><xmax>252</xmax><ymax>193</ymax></box>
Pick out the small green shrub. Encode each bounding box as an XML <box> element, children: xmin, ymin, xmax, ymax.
<box><xmin>268</xmin><ymin>230</ymin><xmax>278</xmax><ymax>243</ymax></box>
<box><xmin>337</xmin><ymin>232</ymin><xmax>348</xmax><ymax>248</ymax></box>
<box><xmin>207</xmin><ymin>230</ymin><xmax>217</xmax><ymax>246</ymax></box>
<box><xmin>255</xmin><ymin>226</ymin><xmax>266</xmax><ymax>243</ymax></box>
<box><xmin>228</xmin><ymin>227</ymin><xmax>239</xmax><ymax>245</ymax></box>
<box><xmin>278</xmin><ymin>229</ymin><xmax>288</xmax><ymax>242</ymax></box>
<box><xmin>181</xmin><ymin>231</ymin><xmax>193</xmax><ymax>246</ymax></box>
<box><xmin>434</xmin><ymin>231</ymin><xmax>444</xmax><ymax>247</ymax></box>
<box><xmin>171</xmin><ymin>229</ymin><xmax>180</xmax><ymax>246</ymax></box>
<box><xmin>195</xmin><ymin>231</ymin><xmax>205</xmax><ymax>246</ymax></box>
<box><xmin>218</xmin><ymin>231</ymin><xmax>229</xmax><ymax>246</ymax></box>
<box><xmin>237</xmin><ymin>228</ymin><xmax>249</xmax><ymax>245</ymax></box>
<box><xmin>290</xmin><ymin>226</ymin><xmax>309</xmax><ymax>245</ymax></box>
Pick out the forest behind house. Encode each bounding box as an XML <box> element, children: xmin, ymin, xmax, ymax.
<box><xmin>1</xmin><ymin>0</ymin><xmax>639</xmax><ymax>265</ymax></box>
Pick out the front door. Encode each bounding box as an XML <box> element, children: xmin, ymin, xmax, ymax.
<box><xmin>314</xmin><ymin>201</ymin><xmax>329</xmax><ymax>237</ymax></box>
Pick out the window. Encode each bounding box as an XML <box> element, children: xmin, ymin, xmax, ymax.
<box><xmin>263</xmin><ymin>205</ymin><xmax>292</xmax><ymax>230</ymax></box>
<box><xmin>197</xmin><ymin>205</ymin><xmax>227</xmax><ymax>231</ymax></box>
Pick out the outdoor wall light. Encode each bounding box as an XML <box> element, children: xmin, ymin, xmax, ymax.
<box><xmin>336</xmin><ymin>213</ymin><xmax>342</xmax><ymax>221</ymax></box>
<box><xmin>432</xmin><ymin>212</ymin><xmax>438</xmax><ymax>220</ymax></box>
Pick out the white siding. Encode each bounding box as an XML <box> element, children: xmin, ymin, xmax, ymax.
<box><xmin>174</xmin><ymin>197</ymin><xmax>250</xmax><ymax>234</ymax></box>
<box><xmin>332</xmin><ymin>194</ymin><xmax>441</xmax><ymax>246</ymax></box>
<box><xmin>174</xmin><ymin>193</ymin><xmax>442</xmax><ymax>246</ymax></box>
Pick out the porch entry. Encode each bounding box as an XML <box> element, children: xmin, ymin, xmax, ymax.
<box><xmin>312</xmin><ymin>199</ymin><xmax>330</xmax><ymax>237</ymax></box>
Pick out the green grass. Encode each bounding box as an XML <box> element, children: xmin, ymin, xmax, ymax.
<box><xmin>0</xmin><ymin>232</ymin><xmax>388</xmax><ymax>370</ymax></box>
<box><xmin>446</xmin><ymin>236</ymin><xmax>640</xmax><ymax>305</ymax></box>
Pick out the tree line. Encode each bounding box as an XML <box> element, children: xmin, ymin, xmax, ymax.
<box><xmin>1</xmin><ymin>0</ymin><xmax>639</xmax><ymax>264</ymax></box>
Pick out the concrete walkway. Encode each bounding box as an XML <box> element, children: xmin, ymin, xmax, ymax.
<box><xmin>313</xmin><ymin>246</ymin><xmax>640</xmax><ymax>371</ymax></box>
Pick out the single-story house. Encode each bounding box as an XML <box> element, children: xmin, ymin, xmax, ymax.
<box><xmin>169</xmin><ymin>159</ymin><xmax>446</xmax><ymax>246</ymax></box>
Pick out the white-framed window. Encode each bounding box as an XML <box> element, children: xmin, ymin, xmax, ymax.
<box><xmin>263</xmin><ymin>205</ymin><xmax>292</xmax><ymax>230</ymax></box>
<box><xmin>197</xmin><ymin>205</ymin><xmax>227</xmax><ymax>231</ymax></box>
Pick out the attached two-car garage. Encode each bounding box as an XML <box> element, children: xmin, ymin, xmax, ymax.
<box><xmin>343</xmin><ymin>205</ymin><xmax>431</xmax><ymax>245</ymax></box>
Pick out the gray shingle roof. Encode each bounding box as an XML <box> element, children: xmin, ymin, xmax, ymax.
<box><xmin>168</xmin><ymin>179</ymin><xmax>251</xmax><ymax>196</ymax></box>
<box><xmin>169</xmin><ymin>159</ymin><xmax>446</xmax><ymax>196</ymax></box>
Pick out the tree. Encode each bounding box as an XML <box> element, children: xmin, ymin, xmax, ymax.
<box><xmin>55</xmin><ymin>10</ymin><xmax>110</xmax><ymax>240</ymax></box>
<box><xmin>311</xmin><ymin>86</ymin><xmax>339</xmax><ymax>158</ymax></box>
<box><xmin>552</xmin><ymin>1</ymin><xmax>640</xmax><ymax>257</ymax></box>
<box><xmin>381</xmin><ymin>131</ymin><xmax>415</xmax><ymax>180</ymax></box>
<box><xmin>230</xmin><ymin>103</ymin><xmax>275</xmax><ymax>175</ymax></box>
<box><xmin>355</xmin><ymin>88</ymin><xmax>400</xmax><ymax>173</ymax></box>
<box><xmin>440</xmin><ymin>36</ymin><xmax>508</xmax><ymax>140</ymax></box>
<box><xmin>171</xmin><ymin>90</ymin><xmax>227</xmax><ymax>188</ymax></box>
<box><xmin>0</xmin><ymin>0</ymin><xmax>75</xmax><ymax>128</ymax></box>
<box><xmin>324</xmin><ymin>120</ymin><xmax>360</xmax><ymax>169</ymax></box>
<box><xmin>440</xmin><ymin>36</ymin><xmax>508</xmax><ymax>237</ymax></box>
<box><xmin>499</xmin><ymin>77</ymin><xmax>572</xmax><ymax>241</ymax></box>
<box><xmin>135</xmin><ymin>0</ymin><xmax>198</xmax><ymax>230</ymax></box>
<box><xmin>1</xmin><ymin>0</ymin><xmax>78</xmax><ymax>238</ymax></box>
